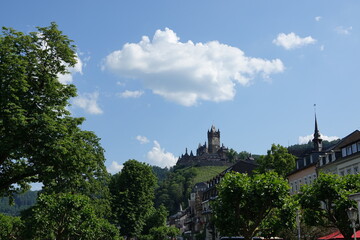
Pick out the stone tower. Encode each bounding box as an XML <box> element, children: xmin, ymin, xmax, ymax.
<box><xmin>208</xmin><ymin>125</ymin><xmax>220</xmax><ymax>154</ymax></box>
<box><xmin>312</xmin><ymin>114</ymin><xmax>323</xmax><ymax>152</ymax></box>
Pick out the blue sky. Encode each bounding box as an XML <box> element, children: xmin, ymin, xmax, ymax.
<box><xmin>2</xmin><ymin>1</ymin><xmax>360</xmax><ymax>174</ymax></box>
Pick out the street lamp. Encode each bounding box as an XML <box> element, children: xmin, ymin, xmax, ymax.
<box><xmin>349</xmin><ymin>193</ymin><xmax>360</xmax><ymax>225</ymax></box>
<box><xmin>346</xmin><ymin>207</ymin><xmax>358</xmax><ymax>240</ymax></box>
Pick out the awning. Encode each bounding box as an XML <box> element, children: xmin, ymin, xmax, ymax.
<box><xmin>318</xmin><ymin>231</ymin><xmax>360</xmax><ymax>240</ymax></box>
<box><xmin>318</xmin><ymin>231</ymin><xmax>344</xmax><ymax>240</ymax></box>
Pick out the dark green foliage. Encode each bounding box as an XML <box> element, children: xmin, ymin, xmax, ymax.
<box><xmin>227</xmin><ymin>148</ymin><xmax>238</xmax><ymax>163</ymax></box>
<box><xmin>21</xmin><ymin>193</ymin><xmax>119</xmax><ymax>240</ymax></box>
<box><xmin>257</xmin><ymin>144</ymin><xmax>296</xmax><ymax>177</ymax></box>
<box><xmin>110</xmin><ymin>159</ymin><xmax>157</xmax><ymax>239</ymax></box>
<box><xmin>226</xmin><ymin>149</ymin><xmax>256</xmax><ymax>163</ymax></box>
<box><xmin>152</xmin><ymin>166</ymin><xmax>170</xmax><ymax>184</ymax></box>
<box><xmin>212</xmin><ymin>171</ymin><xmax>296</xmax><ymax>240</ymax></box>
<box><xmin>0</xmin><ymin>190</ymin><xmax>38</xmax><ymax>216</ymax></box>
<box><xmin>140</xmin><ymin>205</ymin><xmax>179</xmax><ymax>240</ymax></box>
<box><xmin>142</xmin><ymin>205</ymin><xmax>168</xmax><ymax>235</ymax></box>
<box><xmin>298</xmin><ymin>173</ymin><xmax>360</xmax><ymax>240</ymax></box>
<box><xmin>155</xmin><ymin>167</ymin><xmax>197</xmax><ymax>214</ymax></box>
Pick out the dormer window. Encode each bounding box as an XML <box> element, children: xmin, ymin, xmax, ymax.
<box><xmin>342</xmin><ymin>148</ymin><xmax>347</xmax><ymax>157</ymax></box>
<box><xmin>352</xmin><ymin>143</ymin><xmax>357</xmax><ymax>154</ymax></box>
<box><xmin>347</xmin><ymin>146</ymin><xmax>352</xmax><ymax>155</ymax></box>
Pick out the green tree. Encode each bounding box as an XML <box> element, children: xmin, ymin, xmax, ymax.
<box><xmin>212</xmin><ymin>171</ymin><xmax>296</xmax><ymax>240</ymax></box>
<box><xmin>109</xmin><ymin>159</ymin><xmax>157</xmax><ymax>239</ymax></box>
<box><xmin>0</xmin><ymin>23</ymin><xmax>109</xmax><ymax>207</ymax></box>
<box><xmin>142</xmin><ymin>205</ymin><xmax>168</xmax><ymax>235</ymax></box>
<box><xmin>227</xmin><ymin>148</ymin><xmax>238</xmax><ymax>163</ymax></box>
<box><xmin>0</xmin><ymin>213</ymin><xmax>22</xmax><ymax>239</ymax></box>
<box><xmin>257</xmin><ymin>144</ymin><xmax>296</xmax><ymax>177</ymax></box>
<box><xmin>148</xmin><ymin>226</ymin><xmax>179</xmax><ymax>240</ymax></box>
<box><xmin>21</xmin><ymin>193</ymin><xmax>119</xmax><ymax>240</ymax></box>
<box><xmin>298</xmin><ymin>173</ymin><xmax>360</xmax><ymax>240</ymax></box>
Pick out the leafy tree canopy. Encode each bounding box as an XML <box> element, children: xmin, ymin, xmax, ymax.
<box><xmin>212</xmin><ymin>171</ymin><xmax>296</xmax><ymax>240</ymax></box>
<box><xmin>0</xmin><ymin>213</ymin><xmax>22</xmax><ymax>239</ymax></box>
<box><xmin>257</xmin><ymin>144</ymin><xmax>296</xmax><ymax>177</ymax></box>
<box><xmin>21</xmin><ymin>193</ymin><xmax>119</xmax><ymax>240</ymax></box>
<box><xmin>0</xmin><ymin>23</ymin><xmax>109</xmax><ymax>205</ymax></box>
<box><xmin>298</xmin><ymin>173</ymin><xmax>360</xmax><ymax>240</ymax></box>
<box><xmin>110</xmin><ymin>159</ymin><xmax>157</xmax><ymax>239</ymax></box>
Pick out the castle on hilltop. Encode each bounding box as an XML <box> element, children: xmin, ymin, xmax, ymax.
<box><xmin>176</xmin><ymin>125</ymin><xmax>232</xmax><ymax>167</ymax></box>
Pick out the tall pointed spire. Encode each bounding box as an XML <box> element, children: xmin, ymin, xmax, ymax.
<box><xmin>312</xmin><ymin>110</ymin><xmax>323</xmax><ymax>152</ymax></box>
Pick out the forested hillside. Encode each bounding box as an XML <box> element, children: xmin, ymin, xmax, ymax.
<box><xmin>155</xmin><ymin>165</ymin><xmax>228</xmax><ymax>215</ymax></box>
<box><xmin>0</xmin><ymin>191</ymin><xmax>38</xmax><ymax>216</ymax></box>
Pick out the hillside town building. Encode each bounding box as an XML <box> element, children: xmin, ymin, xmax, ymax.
<box><xmin>171</xmin><ymin>122</ymin><xmax>360</xmax><ymax>240</ymax></box>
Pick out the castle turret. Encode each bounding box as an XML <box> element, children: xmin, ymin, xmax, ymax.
<box><xmin>208</xmin><ymin>125</ymin><xmax>220</xmax><ymax>154</ymax></box>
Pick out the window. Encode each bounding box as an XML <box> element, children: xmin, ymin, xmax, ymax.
<box><xmin>342</xmin><ymin>148</ymin><xmax>347</xmax><ymax>157</ymax></box>
<box><xmin>352</xmin><ymin>143</ymin><xmax>357</xmax><ymax>153</ymax></box>
<box><xmin>340</xmin><ymin>170</ymin><xmax>345</xmax><ymax>176</ymax></box>
<box><xmin>347</xmin><ymin>146</ymin><xmax>352</xmax><ymax>155</ymax></box>
<box><xmin>358</xmin><ymin>142</ymin><xmax>360</xmax><ymax>152</ymax></box>
<box><xmin>328</xmin><ymin>153</ymin><xmax>333</xmax><ymax>162</ymax></box>
<box><xmin>304</xmin><ymin>177</ymin><xmax>308</xmax><ymax>185</ymax></box>
<box><xmin>295</xmin><ymin>181</ymin><xmax>298</xmax><ymax>191</ymax></box>
<box><xmin>354</xmin><ymin>166</ymin><xmax>359</xmax><ymax>174</ymax></box>
<box><xmin>309</xmin><ymin>176</ymin><xmax>312</xmax><ymax>184</ymax></box>
<box><xmin>321</xmin><ymin>157</ymin><xmax>326</xmax><ymax>166</ymax></box>
<box><xmin>347</xmin><ymin>168</ymin><xmax>352</xmax><ymax>175</ymax></box>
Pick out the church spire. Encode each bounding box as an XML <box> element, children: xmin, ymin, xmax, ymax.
<box><xmin>312</xmin><ymin>113</ymin><xmax>323</xmax><ymax>152</ymax></box>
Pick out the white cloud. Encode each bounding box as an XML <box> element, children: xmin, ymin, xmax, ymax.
<box><xmin>298</xmin><ymin>134</ymin><xmax>339</xmax><ymax>144</ymax></box>
<box><xmin>118</xmin><ymin>90</ymin><xmax>144</xmax><ymax>98</ymax></box>
<box><xmin>147</xmin><ymin>141</ymin><xmax>177</xmax><ymax>168</ymax></box>
<box><xmin>58</xmin><ymin>54</ymin><xmax>83</xmax><ymax>84</ymax></box>
<box><xmin>107</xmin><ymin>161</ymin><xmax>124</xmax><ymax>174</ymax></box>
<box><xmin>136</xmin><ymin>135</ymin><xmax>150</xmax><ymax>144</ymax></box>
<box><xmin>273</xmin><ymin>32</ymin><xmax>317</xmax><ymax>50</ymax></box>
<box><xmin>103</xmin><ymin>28</ymin><xmax>284</xmax><ymax>106</ymax></box>
<box><xmin>72</xmin><ymin>92</ymin><xmax>103</xmax><ymax>114</ymax></box>
<box><xmin>315</xmin><ymin>16</ymin><xmax>322</xmax><ymax>22</ymax></box>
<box><xmin>335</xmin><ymin>26</ymin><xmax>352</xmax><ymax>35</ymax></box>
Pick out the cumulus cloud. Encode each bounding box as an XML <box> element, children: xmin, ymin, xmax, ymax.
<box><xmin>118</xmin><ymin>90</ymin><xmax>144</xmax><ymax>98</ymax></box>
<box><xmin>72</xmin><ymin>92</ymin><xmax>103</xmax><ymax>114</ymax></box>
<box><xmin>103</xmin><ymin>28</ymin><xmax>284</xmax><ymax>106</ymax></box>
<box><xmin>107</xmin><ymin>161</ymin><xmax>124</xmax><ymax>174</ymax></box>
<box><xmin>273</xmin><ymin>32</ymin><xmax>317</xmax><ymax>50</ymax></box>
<box><xmin>335</xmin><ymin>26</ymin><xmax>352</xmax><ymax>35</ymax></box>
<box><xmin>147</xmin><ymin>141</ymin><xmax>177</xmax><ymax>168</ymax></box>
<box><xmin>315</xmin><ymin>16</ymin><xmax>322</xmax><ymax>22</ymax></box>
<box><xmin>58</xmin><ymin>54</ymin><xmax>83</xmax><ymax>84</ymax></box>
<box><xmin>136</xmin><ymin>135</ymin><xmax>150</xmax><ymax>144</ymax></box>
<box><xmin>298</xmin><ymin>134</ymin><xmax>339</xmax><ymax>144</ymax></box>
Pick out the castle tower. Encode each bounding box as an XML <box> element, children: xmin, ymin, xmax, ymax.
<box><xmin>208</xmin><ymin>125</ymin><xmax>220</xmax><ymax>154</ymax></box>
<box><xmin>312</xmin><ymin>114</ymin><xmax>323</xmax><ymax>152</ymax></box>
